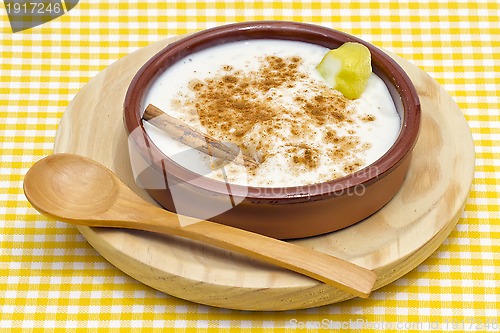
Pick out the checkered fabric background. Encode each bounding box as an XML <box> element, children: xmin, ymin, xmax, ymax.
<box><xmin>1</xmin><ymin>0</ymin><xmax>498</xmax><ymax>331</ymax></box>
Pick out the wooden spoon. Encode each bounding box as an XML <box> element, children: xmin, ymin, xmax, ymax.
<box><xmin>23</xmin><ymin>153</ymin><xmax>376</xmax><ymax>298</ymax></box>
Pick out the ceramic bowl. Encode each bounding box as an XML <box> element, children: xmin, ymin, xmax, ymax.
<box><xmin>124</xmin><ymin>21</ymin><xmax>421</xmax><ymax>239</ymax></box>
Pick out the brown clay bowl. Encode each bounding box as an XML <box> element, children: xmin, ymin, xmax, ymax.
<box><xmin>123</xmin><ymin>21</ymin><xmax>421</xmax><ymax>239</ymax></box>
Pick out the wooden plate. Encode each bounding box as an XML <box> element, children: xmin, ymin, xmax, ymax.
<box><xmin>54</xmin><ymin>37</ymin><xmax>475</xmax><ymax>311</ymax></box>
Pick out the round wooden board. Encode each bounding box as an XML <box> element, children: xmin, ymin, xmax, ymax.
<box><xmin>54</xmin><ymin>37</ymin><xmax>475</xmax><ymax>311</ymax></box>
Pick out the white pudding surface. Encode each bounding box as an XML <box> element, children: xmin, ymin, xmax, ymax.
<box><xmin>143</xmin><ymin>39</ymin><xmax>401</xmax><ymax>187</ymax></box>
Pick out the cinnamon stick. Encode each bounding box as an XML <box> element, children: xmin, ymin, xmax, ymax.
<box><xmin>143</xmin><ymin>104</ymin><xmax>259</xmax><ymax>167</ymax></box>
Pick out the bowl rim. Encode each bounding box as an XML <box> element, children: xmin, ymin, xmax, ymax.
<box><xmin>124</xmin><ymin>20</ymin><xmax>421</xmax><ymax>204</ymax></box>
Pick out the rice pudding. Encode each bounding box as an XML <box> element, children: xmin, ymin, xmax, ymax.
<box><xmin>143</xmin><ymin>39</ymin><xmax>401</xmax><ymax>187</ymax></box>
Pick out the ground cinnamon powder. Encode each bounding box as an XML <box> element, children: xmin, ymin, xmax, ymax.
<box><xmin>173</xmin><ymin>55</ymin><xmax>376</xmax><ymax>182</ymax></box>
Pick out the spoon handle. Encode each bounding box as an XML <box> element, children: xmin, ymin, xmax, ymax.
<box><xmin>103</xmin><ymin>200</ymin><xmax>376</xmax><ymax>298</ymax></box>
<box><xmin>172</xmin><ymin>220</ymin><xmax>377</xmax><ymax>298</ymax></box>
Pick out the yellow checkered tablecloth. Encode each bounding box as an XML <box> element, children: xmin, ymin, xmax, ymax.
<box><xmin>1</xmin><ymin>0</ymin><xmax>498</xmax><ymax>331</ymax></box>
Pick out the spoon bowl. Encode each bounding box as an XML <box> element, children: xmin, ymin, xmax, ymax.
<box><xmin>23</xmin><ymin>153</ymin><xmax>377</xmax><ymax>298</ymax></box>
<box><xmin>25</xmin><ymin>154</ymin><xmax>119</xmax><ymax>219</ymax></box>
